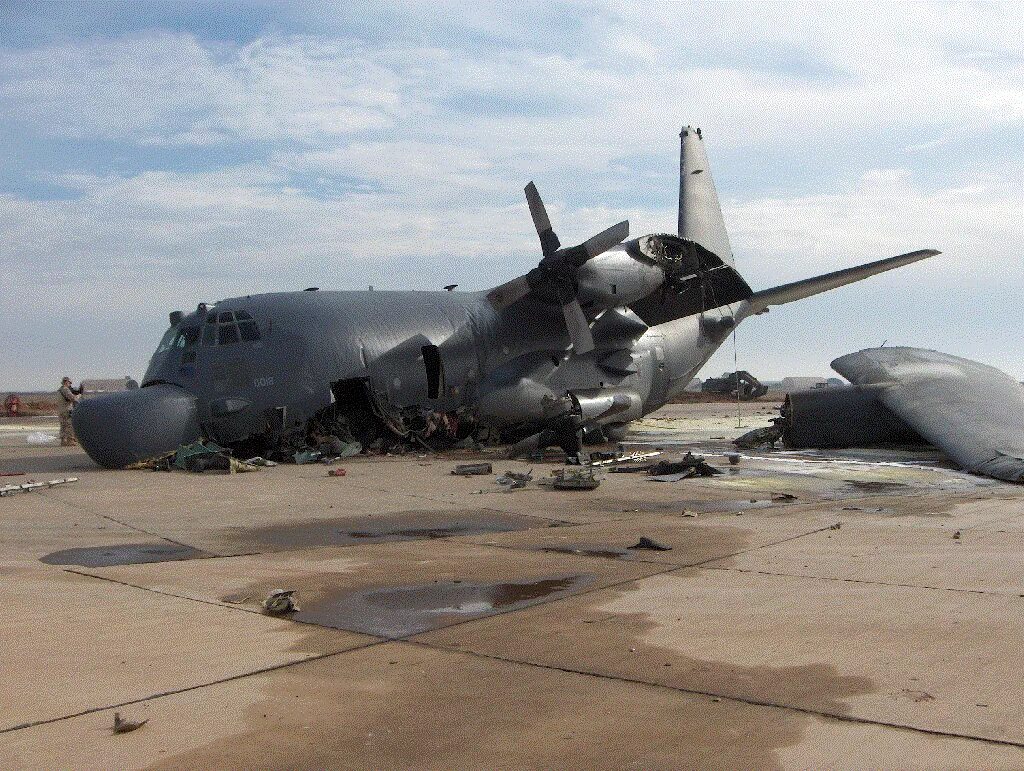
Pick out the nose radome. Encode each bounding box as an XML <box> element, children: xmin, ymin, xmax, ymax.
<box><xmin>72</xmin><ymin>384</ymin><xmax>201</xmax><ymax>469</ymax></box>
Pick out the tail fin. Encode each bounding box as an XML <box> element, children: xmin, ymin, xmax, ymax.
<box><xmin>679</xmin><ymin>126</ymin><xmax>734</xmax><ymax>267</ymax></box>
<box><xmin>745</xmin><ymin>249</ymin><xmax>940</xmax><ymax>315</ymax></box>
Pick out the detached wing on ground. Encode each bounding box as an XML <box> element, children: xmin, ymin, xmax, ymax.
<box><xmin>832</xmin><ymin>347</ymin><xmax>1024</xmax><ymax>483</ymax></box>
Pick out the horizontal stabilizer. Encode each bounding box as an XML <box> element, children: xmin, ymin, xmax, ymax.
<box><xmin>746</xmin><ymin>249</ymin><xmax>940</xmax><ymax>315</ymax></box>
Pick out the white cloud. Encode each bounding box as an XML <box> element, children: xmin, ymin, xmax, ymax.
<box><xmin>2</xmin><ymin>2</ymin><xmax>1024</xmax><ymax>387</ymax></box>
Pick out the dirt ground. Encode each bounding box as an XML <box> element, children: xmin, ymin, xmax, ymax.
<box><xmin>3</xmin><ymin>405</ymin><xmax>1024</xmax><ymax>769</ymax></box>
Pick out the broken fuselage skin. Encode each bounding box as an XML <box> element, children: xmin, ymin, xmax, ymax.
<box><xmin>136</xmin><ymin>274</ymin><xmax>736</xmax><ymax>453</ymax></box>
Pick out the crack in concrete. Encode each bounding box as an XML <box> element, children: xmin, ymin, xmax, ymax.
<box><xmin>0</xmin><ymin>638</ymin><xmax>388</xmax><ymax>736</ymax></box>
<box><xmin>703</xmin><ymin>565</ymin><xmax>1021</xmax><ymax>598</ymax></box>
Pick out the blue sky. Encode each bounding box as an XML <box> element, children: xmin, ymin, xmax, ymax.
<box><xmin>2</xmin><ymin>1</ymin><xmax>1023</xmax><ymax>389</ymax></box>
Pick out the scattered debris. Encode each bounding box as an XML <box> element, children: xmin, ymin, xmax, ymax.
<box><xmin>25</xmin><ymin>432</ymin><xmax>58</xmax><ymax>445</ymax></box>
<box><xmin>589</xmin><ymin>450</ymin><xmax>661</xmax><ymax>467</ymax></box>
<box><xmin>112</xmin><ymin>711</ymin><xmax>148</xmax><ymax>734</ymax></box>
<box><xmin>452</xmin><ymin>462</ymin><xmax>493</xmax><ymax>476</ymax></box>
<box><xmin>681</xmin><ymin>512</ymin><xmax>696</xmax><ymax>517</ymax></box>
<box><xmin>900</xmin><ymin>689</ymin><xmax>936</xmax><ymax>703</ymax></box>
<box><xmin>244</xmin><ymin>456</ymin><xmax>277</xmax><ymax>467</ymax></box>
<box><xmin>496</xmin><ymin>470</ymin><xmax>532</xmax><ymax>490</ymax></box>
<box><xmin>646</xmin><ymin>453</ymin><xmax>722</xmax><ymax>481</ymax></box>
<box><xmin>293</xmin><ymin>449</ymin><xmax>322</xmax><ymax>465</ymax></box>
<box><xmin>772</xmin><ymin>493</ymin><xmax>798</xmax><ymax>501</ymax></box>
<box><xmin>829</xmin><ymin>522</ymin><xmax>842</xmax><ymax>530</ymax></box>
<box><xmin>551</xmin><ymin>468</ymin><xmax>601</xmax><ymax>491</ymax></box>
<box><xmin>1</xmin><ymin>477</ymin><xmax>79</xmax><ymax>496</ymax></box>
<box><xmin>328</xmin><ymin>468</ymin><xmax>347</xmax><ymax>477</ymax></box>
<box><xmin>262</xmin><ymin>589</ymin><xmax>299</xmax><ymax>616</ymax></box>
<box><xmin>733</xmin><ymin>423</ymin><xmax>784</xmax><ymax>450</ymax></box>
<box><xmin>953</xmin><ymin>530</ymin><xmax>961</xmax><ymax>540</ymax></box>
<box><xmin>628</xmin><ymin>537</ymin><xmax>672</xmax><ymax>551</ymax></box>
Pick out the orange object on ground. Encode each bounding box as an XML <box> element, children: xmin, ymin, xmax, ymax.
<box><xmin>328</xmin><ymin>468</ymin><xmax>346</xmax><ymax>477</ymax></box>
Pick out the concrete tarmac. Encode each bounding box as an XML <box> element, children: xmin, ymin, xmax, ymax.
<box><xmin>3</xmin><ymin>404</ymin><xmax>1024</xmax><ymax>768</ymax></box>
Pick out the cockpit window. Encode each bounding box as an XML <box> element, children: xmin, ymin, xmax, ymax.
<box><xmin>218</xmin><ymin>325</ymin><xmax>240</xmax><ymax>345</ymax></box>
<box><xmin>205</xmin><ymin>309</ymin><xmax>260</xmax><ymax>346</ymax></box>
<box><xmin>156</xmin><ymin>326</ymin><xmax>178</xmax><ymax>353</ymax></box>
<box><xmin>172</xmin><ymin>326</ymin><xmax>199</xmax><ymax>348</ymax></box>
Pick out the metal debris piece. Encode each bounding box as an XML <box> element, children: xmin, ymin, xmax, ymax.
<box><xmin>590</xmin><ymin>450</ymin><xmax>661</xmax><ymax>467</ymax></box>
<box><xmin>772</xmin><ymin>493</ymin><xmax>798</xmax><ymax>501</ymax></box>
<box><xmin>262</xmin><ymin>589</ymin><xmax>299</xmax><ymax>616</ymax></box>
<box><xmin>551</xmin><ymin>468</ymin><xmax>601</xmax><ymax>490</ymax></box>
<box><xmin>244</xmin><ymin>456</ymin><xmax>277</xmax><ymax>467</ymax></box>
<box><xmin>112</xmin><ymin>711</ymin><xmax>148</xmax><ymax>734</ymax></box>
<box><xmin>646</xmin><ymin>452</ymin><xmax>722</xmax><ymax>481</ymax></box>
<box><xmin>829</xmin><ymin>522</ymin><xmax>842</xmax><ymax>530</ymax></box>
<box><xmin>734</xmin><ymin>423</ymin><xmax>784</xmax><ymax>450</ymax></box>
<box><xmin>328</xmin><ymin>468</ymin><xmax>347</xmax><ymax>477</ymax></box>
<box><xmin>1</xmin><ymin>477</ymin><xmax>79</xmax><ymax>497</ymax></box>
<box><xmin>452</xmin><ymin>462</ymin><xmax>493</xmax><ymax>476</ymax></box>
<box><xmin>953</xmin><ymin>530</ymin><xmax>961</xmax><ymax>540</ymax></box>
<box><xmin>628</xmin><ymin>537</ymin><xmax>672</xmax><ymax>551</ymax></box>
<box><xmin>497</xmin><ymin>470</ymin><xmax>532</xmax><ymax>490</ymax></box>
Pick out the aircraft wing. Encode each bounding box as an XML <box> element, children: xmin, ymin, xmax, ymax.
<box><xmin>832</xmin><ymin>347</ymin><xmax>1024</xmax><ymax>482</ymax></box>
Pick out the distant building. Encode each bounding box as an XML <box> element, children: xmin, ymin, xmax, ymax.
<box><xmin>80</xmin><ymin>378</ymin><xmax>134</xmax><ymax>396</ymax></box>
<box><xmin>780</xmin><ymin>376</ymin><xmax>830</xmax><ymax>392</ymax></box>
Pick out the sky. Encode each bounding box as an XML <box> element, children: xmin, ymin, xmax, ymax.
<box><xmin>1</xmin><ymin>1</ymin><xmax>1023</xmax><ymax>390</ymax></box>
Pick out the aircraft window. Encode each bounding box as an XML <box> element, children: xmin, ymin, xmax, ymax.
<box><xmin>173</xmin><ymin>326</ymin><xmax>199</xmax><ymax>348</ymax></box>
<box><xmin>156</xmin><ymin>326</ymin><xmax>178</xmax><ymax>353</ymax></box>
<box><xmin>218</xmin><ymin>325</ymin><xmax>240</xmax><ymax>345</ymax></box>
<box><xmin>218</xmin><ymin>311</ymin><xmax>234</xmax><ymax>323</ymax></box>
<box><xmin>238</xmin><ymin>321</ymin><xmax>260</xmax><ymax>341</ymax></box>
<box><xmin>202</xmin><ymin>325</ymin><xmax>215</xmax><ymax>346</ymax></box>
<box><xmin>235</xmin><ymin>310</ymin><xmax>253</xmax><ymax>321</ymax></box>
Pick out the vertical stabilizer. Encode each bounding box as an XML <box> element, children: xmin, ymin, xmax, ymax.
<box><xmin>678</xmin><ymin>126</ymin><xmax>734</xmax><ymax>267</ymax></box>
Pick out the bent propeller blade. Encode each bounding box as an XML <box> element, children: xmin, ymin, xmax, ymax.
<box><xmin>562</xmin><ymin>299</ymin><xmax>595</xmax><ymax>354</ymax></box>
<box><xmin>525</xmin><ymin>182</ymin><xmax>560</xmax><ymax>257</ymax></box>
<box><xmin>581</xmin><ymin>220</ymin><xmax>629</xmax><ymax>260</ymax></box>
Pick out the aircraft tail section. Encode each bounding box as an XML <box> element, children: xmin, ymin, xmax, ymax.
<box><xmin>679</xmin><ymin>126</ymin><xmax>734</xmax><ymax>268</ymax></box>
<box><xmin>743</xmin><ymin>249</ymin><xmax>940</xmax><ymax>316</ymax></box>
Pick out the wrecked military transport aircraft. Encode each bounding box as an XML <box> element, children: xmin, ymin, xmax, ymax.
<box><xmin>73</xmin><ymin>127</ymin><xmax>940</xmax><ymax>469</ymax></box>
<box><xmin>770</xmin><ymin>347</ymin><xmax>1024</xmax><ymax>483</ymax></box>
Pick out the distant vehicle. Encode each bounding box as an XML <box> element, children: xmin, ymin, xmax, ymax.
<box><xmin>701</xmin><ymin>371</ymin><xmax>768</xmax><ymax>400</ymax></box>
<box><xmin>73</xmin><ymin>127</ymin><xmax>940</xmax><ymax>468</ymax></box>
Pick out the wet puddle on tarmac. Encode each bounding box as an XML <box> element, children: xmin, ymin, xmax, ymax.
<box><xmin>238</xmin><ymin>510</ymin><xmax>550</xmax><ymax>552</ymax></box>
<box><xmin>538</xmin><ymin>545</ymin><xmax>631</xmax><ymax>560</ymax></box>
<box><xmin>40</xmin><ymin>542</ymin><xmax>208</xmax><ymax>567</ymax></box>
<box><xmin>678</xmin><ymin>498</ymin><xmax>781</xmax><ymax>513</ymax></box>
<box><xmin>294</xmin><ymin>574</ymin><xmax>594</xmax><ymax>637</ymax></box>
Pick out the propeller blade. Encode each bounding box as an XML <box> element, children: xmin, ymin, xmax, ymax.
<box><xmin>581</xmin><ymin>220</ymin><xmax>629</xmax><ymax>259</ymax></box>
<box><xmin>525</xmin><ymin>182</ymin><xmax>560</xmax><ymax>256</ymax></box>
<box><xmin>486</xmin><ymin>276</ymin><xmax>531</xmax><ymax>309</ymax></box>
<box><xmin>561</xmin><ymin>299</ymin><xmax>595</xmax><ymax>354</ymax></box>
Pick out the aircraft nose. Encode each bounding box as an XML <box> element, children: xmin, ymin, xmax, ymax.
<box><xmin>72</xmin><ymin>384</ymin><xmax>202</xmax><ymax>469</ymax></box>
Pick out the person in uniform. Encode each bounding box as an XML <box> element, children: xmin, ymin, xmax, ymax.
<box><xmin>58</xmin><ymin>377</ymin><xmax>82</xmax><ymax>446</ymax></box>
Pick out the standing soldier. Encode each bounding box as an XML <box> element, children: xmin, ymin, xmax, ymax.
<box><xmin>58</xmin><ymin>377</ymin><xmax>82</xmax><ymax>446</ymax></box>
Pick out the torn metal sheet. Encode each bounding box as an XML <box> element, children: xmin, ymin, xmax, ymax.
<box><xmin>832</xmin><ymin>348</ymin><xmax>1024</xmax><ymax>483</ymax></box>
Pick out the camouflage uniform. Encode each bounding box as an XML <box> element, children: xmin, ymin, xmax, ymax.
<box><xmin>58</xmin><ymin>382</ymin><xmax>80</xmax><ymax>446</ymax></box>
